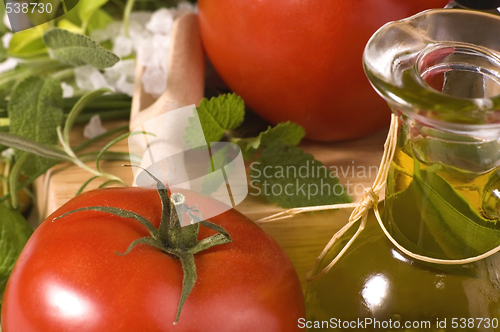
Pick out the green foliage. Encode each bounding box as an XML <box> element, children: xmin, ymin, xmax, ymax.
<box><xmin>250</xmin><ymin>143</ymin><xmax>352</xmax><ymax>208</ymax></box>
<box><xmin>8</xmin><ymin>76</ymin><xmax>64</xmax><ymax>176</ymax></box>
<box><xmin>185</xmin><ymin>94</ymin><xmax>245</xmax><ymax>147</ymax></box>
<box><xmin>185</xmin><ymin>93</ymin><xmax>351</xmax><ymax>208</ymax></box>
<box><xmin>0</xmin><ymin>205</ymin><xmax>33</xmax><ymax>308</ymax></box>
<box><xmin>43</xmin><ymin>28</ymin><xmax>119</xmax><ymax>68</ymax></box>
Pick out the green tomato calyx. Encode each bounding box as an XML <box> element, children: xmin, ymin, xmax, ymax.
<box><xmin>53</xmin><ymin>167</ymin><xmax>232</xmax><ymax>325</ymax></box>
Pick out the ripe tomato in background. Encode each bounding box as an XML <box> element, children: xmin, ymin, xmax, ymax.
<box><xmin>198</xmin><ymin>0</ymin><xmax>450</xmax><ymax>141</ymax></box>
<box><xmin>1</xmin><ymin>188</ymin><xmax>305</xmax><ymax>331</ymax></box>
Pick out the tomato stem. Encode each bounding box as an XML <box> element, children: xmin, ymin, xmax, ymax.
<box><xmin>53</xmin><ymin>167</ymin><xmax>232</xmax><ymax>324</ymax></box>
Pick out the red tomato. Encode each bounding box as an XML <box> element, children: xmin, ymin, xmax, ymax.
<box><xmin>2</xmin><ymin>188</ymin><xmax>305</xmax><ymax>331</ymax></box>
<box><xmin>198</xmin><ymin>0</ymin><xmax>450</xmax><ymax>141</ymax></box>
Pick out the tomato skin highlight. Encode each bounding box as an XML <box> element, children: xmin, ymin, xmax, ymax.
<box><xmin>198</xmin><ymin>0</ymin><xmax>450</xmax><ymax>141</ymax></box>
<box><xmin>2</xmin><ymin>188</ymin><xmax>305</xmax><ymax>331</ymax></box>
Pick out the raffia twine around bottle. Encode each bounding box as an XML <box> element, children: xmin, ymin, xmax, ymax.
<box><xmin>256</xmin><ymin>113</ymin><xmax>500</xmax><ymax>282</ymax></box>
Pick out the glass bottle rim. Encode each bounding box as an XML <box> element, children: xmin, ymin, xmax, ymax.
<box><xmin>363</xmin><ymin>8</ymin><xmax>500</xmax><ymax>134</ymax></box>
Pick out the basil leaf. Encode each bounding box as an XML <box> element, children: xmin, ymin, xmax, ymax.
<box><xmin>0</xmin><ymin>205</ymin><xmax>33</xmax><ymax>308</ymax></box>
<box><xmin>43</xmin><ymin>28</ymin><xmax>119</xmax><ymax>69</ymax></box>
<box><xmin>8</xmin><ymin>76</ymin><xmax>64</xmax><ymax>176</ymax></box>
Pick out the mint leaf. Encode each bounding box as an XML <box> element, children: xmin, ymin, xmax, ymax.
<box><xmin>238</xmin><ymin>122</ymin><xmax>305</xmax><ymax>159</ymax></box>
<box><xmin>8</xmin><ymin>76</ymin><xmax>64</xmax><ymax>176</ymax></box>
<box><xmin>43</xmin><ymin>28</ymin><xmax>119</xmax><ymax>69</ymax></box>
<box><xmin>185</xmin><ymin>94</ymin><xmax>245</xmax><ymax>148</ymax></box>
<box><xmin>250</xmin><ymin>143</ymin><xmax>352</xmax><ymax>208</ymax></box>
<box><xmin>0</xmin><ymin>205</ymin><xmax>33</xmax><ymax>308</ymax></box>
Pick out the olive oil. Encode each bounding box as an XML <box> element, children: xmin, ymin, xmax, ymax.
<box><xmin>383</xmin><ymin>128</ymin><xmax>500</xmax><ymax>260</ymax></box>
<box><xmin>388</xmin><ymin>143</ymin><xmax>500</xmax><ymax>225</ymax></box>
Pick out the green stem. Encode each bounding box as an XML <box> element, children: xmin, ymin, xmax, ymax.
<box><xmin>74</xmin><ymin>125</ymin><xmax>128</xmax><ymax>152</ymax></box>
<box><xmin>63</xmin><ymin>88</ymin><xmax>113</xmax><ymax>147</ymax></box>
<box><xmin>2</xmin><ymin>154</ymin><xmax>11</xmax><ymax>207</ymax></box>
<box><xmin>72</xmin><ymin>109</ymin><xmax>130</xmax><ymax>124</ymax></box>
<box><xmin>0</xmin><ymin>60</ymin><xmax>67</xmax><ymax>87</ymax></box>
<box><xmin>109</xmin><ymin>0</ymin><xmax>126</xmax><ymax>9</ymax></box>
<box><xmin>0</xmin><ymin>125</ymin><xmax>129</xmax><ymax>205</ymax></box>
<box><xmin>61</xmin><ymin>0</ymin><xmax>68</xmax><ymax>12</ymax></box>
<box><xmin>123</xmin><ymin>0</ymin><xmax>136</xmax><ymax>37</ymax></box>
<box><xmin>9</xmin><ymin>153</ymin><xmax>27</xmax><ymax>210</ymax></box>
<box><xmin>51</xmin><ymin>68</ymin><xmax>75</xmax><ymax>80</ymax></box>
<box><xmin>58</xmin><ymin>127</ymin><xmax>125</xmax><ymax>184</ymax></box>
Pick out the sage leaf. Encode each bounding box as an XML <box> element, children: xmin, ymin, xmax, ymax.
<box><xmin>43</xmin><ymin>28</ymin><xmax>119</xmax><ymax>69</ymax></box>
<box><xmin>0</xmin><ymin>205</ymin><xmax>33</xmax><ymax>308</ymax></box>
<box><xmin>8</xmin><ymin>76</ymin><xmax>64</xmax><ymax>176</ymax></box>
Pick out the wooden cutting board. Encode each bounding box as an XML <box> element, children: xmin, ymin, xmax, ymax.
<box><xmin>34</xmin><ymin>122</ymin><xmax>387</xmax><ymax>291</ymax></box>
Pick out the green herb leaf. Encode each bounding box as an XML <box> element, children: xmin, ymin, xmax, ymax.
<box><xmin>237</xmin><ymin>122</ymin><xmax>305</xmax><ymax>159</ymax></box>
<box><xmin>0</xmin><ymin>42</ymin><xmax>7</xmax><ymax>63</ymax></box>
<box><xmin>86</xmin><ymin>9</ymin><xmax>114</xmax><ymax>34</ymax></box>
<box><xmin>76</xmin><ymin>0</ymin><xmax>109</xmax><ymax>28</ymax></box>
<box><xmin>63</xmin><ymin>87</ymin><xmax>113</xmax><ymax>145</ymax></box>
<box><xmin>0</xmin><ymin>2</ymin><xmax>8</xmax><ymax>34</ymax></box>
<box><xmin>25</xmin><ymin>0</ymin><xmax>62</xmax><ymax>26</ymax></box>
<box><xmin>412</xmin><ymin>165</ymin><xmax>500</xmax><ymax>258</ymax></box>
<box><xmin>8</xmin><ymin>26</ymin><xmax>48</xmax><ymax>58</ymax></box>
<box><xmin>0</xmin><ymin>205</ymin><xmax>33</xmax><ymax>308</ymax></box>
<box><xmin>250</xmin><ymin>142</ymin><xmax>352</xmax><ymax>208</ymax></box>
<box><xmin>384</xmin><ymin>159</ymin><xmax>500</xmax><ymax>260</ymax></box>
<box><xmin>57</xmin><ymin>19</ymin><xmax>85</xmax><ymax>35</ymax></box>
<box><xmin>185</xmin><ymin>94</ymin><xmax>245</xmax><ymax>148</ymax></box>
<box><xmin>8</xmin><ymin>76</ymin><xmax>64</xmax><ymax>176</ymax></box>
<box><xmin>43</xmin><ymin>28</ymin><xmax>119</xmax><ymax>69</ymax></box>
